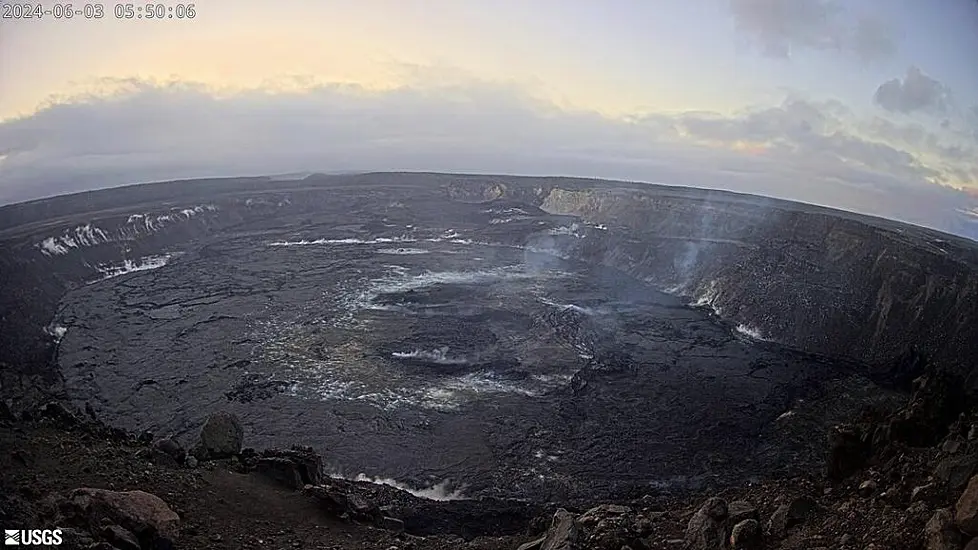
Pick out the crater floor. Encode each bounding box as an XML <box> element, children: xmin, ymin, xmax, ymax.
<box><xmin>52</xmin><ymin>187</ymin><xmax>893</xmax><ymax>501</ymax></box>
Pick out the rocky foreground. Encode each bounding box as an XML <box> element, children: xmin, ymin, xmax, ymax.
<box><xmin>3</xmin><ymin>363</ymin><xmax>978</xmax><ymax>550</ymax></box>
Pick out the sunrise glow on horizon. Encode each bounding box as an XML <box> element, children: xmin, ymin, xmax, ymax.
<box><xmin>2</xmin><ymin>0</ymin><xmax>977</xmax><ymax>234</ymax></box>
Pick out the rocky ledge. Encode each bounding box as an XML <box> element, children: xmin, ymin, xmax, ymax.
<box><xmin>4</xmin><ymin>359</ymin><xmax>978</xmax><ymax>550</ymax></box>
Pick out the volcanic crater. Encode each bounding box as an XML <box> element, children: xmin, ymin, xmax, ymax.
<box><xmin>3</xmin><ymin>172</ymin><xmax>977</xmax><ymax>504</ymax></box>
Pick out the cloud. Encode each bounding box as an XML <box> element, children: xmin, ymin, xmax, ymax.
<box><xmin>874</xmin><ymin>66</ymin><xmax>952</xmax><ymax>114</ymax></box>
<box><xmin>728</xmin><ymin>0</ymin><xmax>895</xmax><ymax>61</ymax></box>
<box><xmin>0</xmin><ymin>77</ymin><xmax>976</xmax><ymax>239</ymax></box>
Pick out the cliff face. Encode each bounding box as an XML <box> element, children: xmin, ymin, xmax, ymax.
<box><xmin>527</xmin><ymin>184</ymin><xmax>978</xmax><ymax>386</ymax></box>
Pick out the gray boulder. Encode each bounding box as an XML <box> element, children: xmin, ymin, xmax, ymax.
<box><xmin>729</xmin><ymin>519</ymin><xmax>762</xmax><ymax>550</ymax></box>
<box><xmin>727</xmin><ymin>500</ymin><xmax>759</xmax><ymax>525</ymax></box>
<box><xmin>196</xmin><ymin>411</ymin><xmax>244</xmax><ymax>459</ymax></box>
<box><xmin>685</xmin><ymin>497</ymin><xmax>728</xmax><ymax>550</ymax></box>
<box><xmin>768</xmin><ymin>496</ymin><xmax>816</xmax><ymax>539</ymax></box>
<box><xmin>957</xmin><ymin>475</ymin><xmax>978</xmax><ymax>535</ymax></box>
<box><xmin>541</xmin><ymin>509</ymin><xmax>578</xmax><ymax>550</ymax></box>
<box><xmin>926</xmin><ymin>508</ymin><xmax>962</xmax><ymax>550</ymax></box>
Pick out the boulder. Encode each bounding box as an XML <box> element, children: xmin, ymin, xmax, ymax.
<box><xmin>577</xmin><ymin>503</ymin><xmax>640</xmax><ymax>549</ymax></box>
<box><xmin>889</xmin><ymin>372</ymin><xmax>965</xmax><ymax>447</ymax></box>
<box><xmin>57</xmin><ymin>488</ymin><xmax>179</xmax><ymax>545</ymax></box>
<box><xmin>255</xmin><ymin>457</ymin><xmax>305</xmax><ymax>489</ymax></box>
<box><xmin>913</xmin><ymin>483</ymin><xmax>940</xmax><ymax>503</ymax></box>
<box><xmin>956</xmin><ymin>475</ymin><xmax>978</xmax><ymax>535</ymax></box>
<box><xmin>729</xmin><ymin>519</ymin><xmax>762</xmax><ymax>550</ymax></box>
<box><xmin>936</xmin><ymin>455</ymin><xmax>978</xmax><ymax>492</ymax></box>
<box><xmin>38</xmin><ymin>401</ymin><xmax>79</xmax><ymax>425</ymax></box>
<box><xmin>196</xmin><ymin>411</ymin><xmax>244</xmax><ymax>458</ymax></box>
<box><xmin>768</xmin><ymin>496</ymin><xmax>816</xmax><ymax>539</ymax></box>
<box><xmin>541</xmin><ymin>509</ymin><xmax>578</xmax><ymax>550</ymax></box>
<box><xmin>347</xmin><ymin>494</ymin><xmax>378</xmax><ymax>519</ymax></box>
<box><xmin>578</xmin><ymin>504</ymin><xmax>631</xmax><ymax>525</ymax></box>
<box><xmin>827</xmin><ymin>425</ymin><xmax>870</xmax><ymax>480</ymax></box>
<box><xmin>253</xmin><ymin>446</ymin><xmax>323</xmax><ymax>489</ymax></box>
<box><xmin>727</xmin><ymin>501</ymin><xmax>759</xmax><ymax>525</ymax></box>
<box><xmin>685</xmin><ymin>497</ymin><xmax>728</xmax><ymax>550</ymax></box>
<box><xmin>945</xmin><ymin>438</ymin><xmax>965</xmax><ymax>454</ymax></box>
<box><xmin>153</xmin><ymin>438</ymin><xmax>186</xmax><ymax>463</ymax></box>
<box><xmin>858</xmin><ymin>480</ymin><xmax>879</xmax><ymax>497</ymax></box>
<box><xmin>926</xmin><ymin>508</ymin><xmax>962</xmax><ymax>550</ymax></box>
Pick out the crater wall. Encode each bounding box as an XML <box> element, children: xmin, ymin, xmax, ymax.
<box><xmin>513</xmin><ymin>182</ymin><xmax>978</xmax><ymax>386</ymax></box>
<box><xmin>2</xmin><ymin>172</ymin><xmax>977</xmax><ymax>410</ymax></box>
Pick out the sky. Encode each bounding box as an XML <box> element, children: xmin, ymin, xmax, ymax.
<box><xmin>1</xmin><ymin>0</ymin><xmax>978</xmax><ymax>237</ymax></box>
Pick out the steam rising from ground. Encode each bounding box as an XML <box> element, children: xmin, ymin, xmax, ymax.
<box><xmin>328</xmin><ymin>474</ymin><xmax>467</xmax><ymax>501</ymax></box>
<box><xmin>391</xmin><ymin>346</ymin><xmax>469</xmax><ymax>365</ymax></box>
<box><xmin>735</xmin><ymin>324</ymin><xmax>768</xmax><ymax>341</ymax></box>
<box><xmin>91</xmin><ymin>255</ymin><xmax>172</xmax><ymax>282</ymax></box>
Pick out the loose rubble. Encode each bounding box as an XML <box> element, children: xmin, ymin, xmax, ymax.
<box><xmin>6</xmin><ymin>362</ymin><xmax>978</xmax><ymax>549</ymax></box>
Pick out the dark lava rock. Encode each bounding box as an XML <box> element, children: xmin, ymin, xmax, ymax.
<box><xmin>577</xmin><ymin>504</ymin><xmax>642</xmax><ymax>549</ymax></box>
<box><xmin>304</xmin><ymin>479</ymin><xmax>539</xmax><ymax>539</ymax></box>
<box><xmin>726</xmin><ymin>500</ymin><xmax>759</xmax><ymax>525</ymax></box>
<box><xmin>913</xmin><ymin>483</ymin><xmax>940</xmax><ymax>503</ymax></box>
<box><xmin>0</xmin><ymin>399</ymin><xmax>14</xmax><ymax>422</ymax></box>
<box><xmin>858</xmin><ymin>479</ymin><xmax>879</xmax><ymax>497</ymax></box>
<box><xmin>870</xmin><ymin>346</ymin><xmax>930</xmax><ymax>392</ymax></box>
<box><xmin>224</xmin><ymin>373</ymin><xmax>289</xmax><ymax>403</ymax></box>
<box><xmin>955</xmin><ymin>475</ymin><xmax>978</xmax><ymax>535</ymax></box>
<box><xmin>926</xmin><ymin>508</ymin><xmax>963</xmax><ymax>550</ymax></box>
<box><xmin>196</xmin><ymin>411</ymin><xmax>243</xmax><ymax>459</ymax></box>
<box><xmin>729</xmin><ymin>518</ymin><xmax>763</xmax><ymax>550</ymax></box>
<box><xmin>936</xmin><ymin>454</ymin><xmax>978</xmax><ymax>492</ymax></box>
<box><xmin>38</xmin><ymin>401</ymin><xmax>79</xmax><ymax>426</ymax></box>
<box><xmin>827</xmin><ymin>424</ymin><xmax>870</xmax><ymax>480</ymax></box>
<box><xmin>889</xmin><ymin>372</ymin><xmax>966</xmax><ymax>448</ymax></box>
<box><xmin>152</xmin><ymin>438</ymin><xmax>186</xmax><ymax>464</ymax></box>
<box><xmin>685</xmin><ymin>497</ymin><xmax>728</xmax><ymax>550</ymax></box>
<box><xmin>55</xmin><ymin>488</ymin><xmax>180</xmax><ymax>547</ymax></box>
<box><xmin>767</xmin><ymin>496</ymin><xmax>816</xmax><ymax>539</ymax></box>
<box><xmin>252</xmin><ymin>445</ymin><xmax>322</xmax><ymax>489</ymax></box>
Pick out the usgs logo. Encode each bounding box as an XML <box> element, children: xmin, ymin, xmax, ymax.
<box><xmin>4</xmin><ymin>529</ymin><xmax>63</xmax><ymax>546</ymax></box>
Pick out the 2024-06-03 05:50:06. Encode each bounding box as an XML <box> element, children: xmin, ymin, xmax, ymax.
<box><xmin>0</xmin><ymin>3</ymin><xmax>195</xmax><ymax>19</ymax></box>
